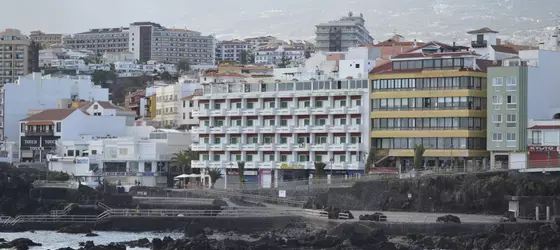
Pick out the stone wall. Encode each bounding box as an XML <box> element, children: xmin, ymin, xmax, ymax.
<box><xmin>320</xmin><ymin>171</ymin><xmax>560</xmax><ymax>215</ymax></box>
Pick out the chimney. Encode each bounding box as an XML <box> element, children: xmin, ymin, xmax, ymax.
<box><xmin>413</xmin><ymin>39</ymin><xmax>417</xmax><ymax>48</ymax></box>
<box><xmin>496</xmin><ymin>38</ymin><xmax>501</xmax><ymax>45</ymax></box>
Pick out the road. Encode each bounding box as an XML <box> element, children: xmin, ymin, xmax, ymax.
<box><xmin>349</xmin><ymin>210</ymin><xmax>502</xmax><ymax>223</ymax></box>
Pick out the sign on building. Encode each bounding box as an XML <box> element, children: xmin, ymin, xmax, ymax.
<box><xmin>528</xmin><ymin>146</ymin><xmax>560</xmax><ymax>152</ymax></box>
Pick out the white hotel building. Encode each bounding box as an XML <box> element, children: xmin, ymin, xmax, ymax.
<box><xmin>191</xmin><ymin>61</ymin><xmax>373</xmax><ymax>186</ymax></box>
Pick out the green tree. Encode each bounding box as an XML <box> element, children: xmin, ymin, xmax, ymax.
<box><xmin>364</xmin><ymin>148</ymin><xmax>376</xmax><ymax>174</ymax></box>
<box><xmin>206</xmin><ymin>168</ymin><xmax>222</xmax><ymax>189</ymax></box>
<box><xmin>109</xmin><ymin>63</ymin><xmax>116</xmax><ymax>72</ymax></box>
<box><xmin>160</xmin><ymin>71</ymin><xmax>173</xmax><ymax>81</ymax></box>
<box><xmin>237</xmin><ymin>161</ymin><xmax>245</xmax><ymax>189</ymax></box>
<box><xmin>170</xmin><ymin>150</ymin><xmax>198</xmax><ymax>174</ymax></box>
<box><xmin>47</xmin><ymin>171</ymin><xmax>70</xmax><ymax>181</ymax></box>
<box><xmin>91</xmin><ymin>70</ymin><xmax>108</xmax><ymax>85</ymax></box>
<box><xmin>278</xmin><ymin>52</ymin><xmax>291</xmax><ymax>68</ymax></box>
<box><xmin>413</xmin><ymin>144</ymin><xmax>426</xmax><ymax>170</ymax></box>
<box><xmin>314</xmin><ymin>162</ymin><xmax>327</xmax><ymax>177</ymax></box>
<box><xmin>177</xmin><ymin>60</ymin><xmax>191</xmax><ymax>72</ymax></box>
<box><xmin>239</xmin><ymin>50</ymin><xmax>249</xmax><ymax>64</ymax></box>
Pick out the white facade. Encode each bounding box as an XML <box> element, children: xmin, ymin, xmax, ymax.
<box><xmin>467</xmin><ymin>28</ymin><xmax>517</xmax><ymax>61</ymax></box>
<box><xmin>153</xmin><ymin>81</ymin><xmax>201</xmax><ymax>128</ymax></box>
<box><xmin>3</xmin><ymin>73</ymin><xmax>109</xmax><ymax>142</ymax></box>
<box><xmin>215</xmin><ymin>40</ymin><xmax>250</xmax><ymax>62</ymax></box>
<box><xmin>338</xmin><ymin>59</ymin><xmax>376</xmax><ymax>79</ymax></box>
<box><xmin>254</xmin><ymin>46</ymin><xmax>305</xmax><ymax>65</ymax></box>
<box><xmin>315</xmin><ymin>12</ymin><xmax>374</xmax><ymax>52</ymax></box>
<box><xmin>191</xmin><ymin>76</ymin><xmax>371</xmax><ymax>186</ymax></box>
<box><xmin>49</xmin><ymin>128</ymin><xmax>192</xmax><ymax>187</ymax></box>
<box><xmin>522</xmin><ymin>50</ymin><xmax>560</xmax><ymax>120</ymax></box>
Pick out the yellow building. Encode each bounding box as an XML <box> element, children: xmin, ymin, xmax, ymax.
<box><xmin>145</xmin><ymin>94</ymin><xmax>156</xmax><ymax>118</ymax></box>
<box><xmin>369</xmin><ymin>43</ymin><xmax>490</xmax><ymax>168</ymax></box>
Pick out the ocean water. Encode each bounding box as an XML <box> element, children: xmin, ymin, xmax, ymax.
<box><xmin>1</xmin><ymin>231</ymin><xmax>183</xmax><ymax>250</ymax></box>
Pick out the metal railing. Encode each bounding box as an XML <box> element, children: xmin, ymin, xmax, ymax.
<box><xmin>17</xmin><ymin>215</ymin><xmax>98</xmax><ymax>223</ymax></box>
<box><xmin>185</xmin><ymin>189</ymin><xmax>308</xmax><ymax>207</ymax></box>
<box><xmin>33</xmin><ymin>180</ymin><xmax>79</xmax><ymax>189</ymax></box>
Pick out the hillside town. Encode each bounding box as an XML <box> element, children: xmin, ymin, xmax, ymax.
<box><xmin>0</xmin><ymin>11</ymin><xmax>560</xmax><ymax>191</ymax></box>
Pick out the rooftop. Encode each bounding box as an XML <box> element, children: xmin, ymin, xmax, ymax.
<box><xmin>21</xmin><ymin>109</ymin><xmax>81</xmax><ymax>122</ymax></box>
<box><xmin>392</xmin><ymin>51</ymin><xmax>479</xmax><ymax>59</ymax></box>
<box><xmin>491</xmin><ymin>45</ymin><xmax>519</xmax><ymax>54</ymax></box>
<box><xmin>467</xmin><ymin>27</ymin><xmax>499</xmax><ymax>34</ymax></box>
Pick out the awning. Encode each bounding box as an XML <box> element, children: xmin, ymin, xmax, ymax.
<box><xmin>25</xmin><ymin>121</ymin><xmax>54</xmax><ymax>126</ymax></box>
<box><xmin>174</xmin><ymin>174</ymin><xmax>208</xmax><ymax>179</ymax></box>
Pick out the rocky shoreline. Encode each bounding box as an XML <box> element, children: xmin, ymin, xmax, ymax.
<box><xmin>3</xmin><ymin>218</ymin><xmax>560</xmax><ymax>250</ymax></box>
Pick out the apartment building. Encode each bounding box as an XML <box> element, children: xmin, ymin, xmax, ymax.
<box><xmin>191</xmin><ymin>67</ymin><xmax>371</xmax><ymax>188</ymax></box>
<box><xmin>244</xmin><ymin>36</ymin><xmax>277</xmax><ymax>51</ymax></box>
<box><xmin>153</xmin><ymin>80</ymin><xmax>201</xmax><ymax>128</ymax></box>
<box><xmin>29</xmin><ymin>30</ymin><xmax>64</xmax><ymax>48</ymax></box>
<box><xmin>216</xmin><ymin>40</ymin><xmax>250</xmax><ymax>62</ymax></box>
<box><xmin>64</xmin><ymin>27</ymin><xmax>129</xmax><ymax>54</ymax></box>
<box><xmin>125</xmin><ymin>89</ymin><xmax>145</xmax><ymax>117</ymax></box>
<box><xmin>315</xmin><ymin>12</ymin><xmax>374</xmax><ymax>52</ymax></box>
<box><xmin>254</xmin><ymin>46</ymin><xmax>305</xmax><ymax>65</ymax></box>
<box><xmin>467</xmin><ymin>27</ymin><xmax>519</xmax><ymax>60</ymax></box>
<box><xmin>0</xmin><ymin>29</ymin><xmax>39</xmax><ymax>85</ymax></box>
<box><xmin>487</xmin><ymin>50</ymin><xmax>560</xmax><ymax>169</ymax></box>
<box><xmin>370</xmin><ymin>43</ymin><xmax>492</xmax><ymax>170</ymax></box>
<box><xmin>129</xmin><ymin>22</ymin><xmax>215</xmax><ymax>64</ymax></box>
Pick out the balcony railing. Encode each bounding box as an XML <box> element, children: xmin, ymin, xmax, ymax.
<box><xmin>25</xmin><ymin>130</ymin><xmax>54</xmax><ymax>136</ymax></box>
<box><xmin>471</xmin><ymin>40</ymin><xmax>488</xmax><ymax>48</ymax></box>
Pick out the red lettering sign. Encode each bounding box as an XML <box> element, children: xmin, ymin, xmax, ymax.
<box><xmin>528</xmin><ymin>146</ymin><xmax>559</xmax><ymax>152</ymax></box>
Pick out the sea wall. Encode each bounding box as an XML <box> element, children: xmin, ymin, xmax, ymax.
<box><xmin>318</xmin><ymin>171</ymin><xmax>560</xmax><ymax>214</ymax></box>
<box><xmin>1</xmin><ymin>216</ymin><xmax>304</xmax><ymax>233</ymax></box>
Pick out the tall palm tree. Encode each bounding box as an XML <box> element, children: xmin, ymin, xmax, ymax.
<box><xmin>170</xmin><ymin>150</ymin><xmax>198</xmax><ymax>174</ymax></box>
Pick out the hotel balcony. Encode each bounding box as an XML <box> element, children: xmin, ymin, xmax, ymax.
<box><xmin>209</xmin><ymin>127</ymin><xmax>225</xmax><ymax>133</ymax></box>
<box><xmin>225</xmin><ymin>144</ymin><xmax>241</xmax><ymax>151</ymax></box>
<box><xmin>294</xmin><ymin>126</ymin><xmax>310</xmax><ymax>133</ymax></box>
<box><xmin>242</xmin><ymin>109</ymin><xmax>258</xmax><ymax>116</ymax></box>
<box><xmin>329</xmin><ymin>144</ymin><xmax>347</xmax><ymax>151</ymax></box>
<box><xmin>293</xmin><ymin>143</ymin><xmax>308</xmax><ymax>151</ymax></box>
<box><xmin>294</xmin><ymin>107</ymin><xmax>311</xmax><ymax>115</ymax></box>
<box><xmin>276</xmin><ymin>126</ymin><xmax>292</xmax><ymax>133</ymax></box>
<box><xmin>329</xmin><ymin>107</ymin><xmax>347</xmax><ymax>114</ymax></box>
<box><xmin>191</xmin><ymin>144</ymin><xmax>210</xmax><ymax>151</ymax></box>
<box><xmin>242</xmin><ymin>127</ymin><xmax>259</xmax><ymax>133</ymax></box>
<box><xmin>192</xmin><ymin>161</ymin><xmax>209</xmax><ymax>169</ymax></box>
<box><xmin>258</xmin><ymin>144</ymin><xmax>276</xmax><ymax>151</ymax></box>
<box><xmin>259</xmin><ymin>161</ymin><xmax>276</xmax><ymax>169</ymax></box>
<box><xmin>347</xmin><ymin>106</ymin><xmax>361</xmax><ymax>114</ymax></box>
<box><xmin>226</xmin><ymin>127</ymin><xmax>241</xmax><ymax>133</ymax></box>
<box><xmin>242</xmin><ymin>144</ymin><xmax>258</xmax><ymax>151</ymax></box>
<box><xmin>276</xmin><ymin>144</ymin><xmax>292</xmax><ymax>151</ymax></box>
<box><xmin>310</xmin><ymin>144</ymin><xmax>328</xmax><ymax>151</ymax></box>
<box><xmin>311</xmin><ymin>107</ymin><xmax>328</xmax><ymax>115</ymax></box>
<box><xmin>347</xmin><ymin>125</ymin><xmax>360</xmax><ymax>133</ymax></box>
<box><xmin>311</xmin><ymin>125</ymin><xmax>328</xmax><ymax>133</ymax></box>
<box><xmin>226</xmin><ymin>109</ymin><xmax>241</xmax><ymax>116</ymax></box>
<box><xmin>259</xmin><ymin>108</ymin><xmax>276</xmax><ymax>116</ymax></box>
<box><xmin>276</xmin><ymin>108</ymin><xmax>292</xmax><ymax>115</ymax></box>
<box><xmin>192</xmin><ymin>127</ymin><xmax>210</xmax><ymax>133</ymax></box>
<box><xmin>328</xmin><ymin>125</ymin><xmax>347</xmax><ymax>133</ymax></box>
<box><xmin>192</xmin><ymin>109</ymin><xmax>210</xmax><ymax>117</ymax></box>
<box><xmin>210</xmin><ymin>144</ymin><xmax>225</xmax><ymax>151</ymax></box>
<box><xmin>210</xmin><ymin>109</ymin><xmax>225</xmax><ymax>116</ymax></box>
<box><xmin>347</xmin><ymin>143</ymin><xmax>361</xmax><ymax>151</ymax></box>
<box><xmin>260</xmin><ymin>126</ymin><xmax>277</xmax><ymax>133</ymax></box>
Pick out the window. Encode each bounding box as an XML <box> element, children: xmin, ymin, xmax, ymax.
<box><xmin>93</xmin><ymin>104</ymin><xmax>99</xmax><ymax>110</ymax></box>
<box><xmin>231</xmin><ymin>137</ymin><xmax>238</xmax><ymax>144</ymax></box>
<box><xmin>492</xmin><ymin>133</ymin><xmax>503</xmax><ymax>141</ymax></box>
<box><xmin>268</xmin><ymin>155</ymin><xmax>275</xmax><ymax>161</ymax></box>
<box><xmin>298</xmin><ymin>154</ymin><xmax>308</xmax><ymax>162</ymax></box>
<box><xmin>214</xmin><ymin>137</ymin><xmax>221</xmax><ymax>144</ymax></box>
<box><xmin>340</xmin><ymin>118</ymin><xmax>347</xmax><ymax>125</ymax></box>
<box><xmin>214</xmin><ymin>103</ymin><xmax>221</xmax><ymax>109</ymax></box>
<box><xmin>280</xmin><ymin>119</ymin><xmax>288</xmax><ymax>126</ymax></box>
<box><xmin>182</xmin><ymin>113</ymin><xmax>186</xmax><ymax>119</ymax></box>
<box><xmin>492</xmin><ymin>114</ymin><xmax>502</xmax><ymax>123</ymax></box>
<box><xmin>213</xmin><ymin>154</ymin><xmax>221</xmax><ymax>161</ymax></box>
<box><xmin>492</xmin><ymin>77</ymin><xmax>503</xmax><ymax>86</ymax></box>
<box><xmin>355</xmin><ymin>64</ymin><xmax>360</xmax><ymax>68</ymax></box>
<box><xmin>315</xmin><ymin>101</ymin><xmax>323</xmax><ymax>108</ymax></box>
<box><xmin>506</xmin><ymin>114</ymin><xmax>517</xmax><ymax>123</ymax></box>
<box><xmin>340</xmin><ymin>100</ymin><xmax>347</xmax><ymax>107</ymax></box>
<box><xmin>280</xmin><ymin>137</ymin><xmax>288</xmax><ymax>144</ymax></box>
<box><xmin>492</xmin><ymin>95</ymin><xmax>502</xmax><ymax>104</ymax></box>
<box><xmin>507</xmin><ymin>95</ymin><xmax>516</xmax><ymax>104</ymax></box>
<box><xmin>56</xmin><ymin>122</ymin><xmax>61</xmax><ymax>132</ymax></box>
<box><xmin>340</xmin><ymin>155</ymin><xmax>346</xmax><ymax>162</ymax></box>
<box><xmin>182</xmin><ymin>101</ymin><xmax>186</xmax><ymax>108</ymax></box>
<box><xmin>280</xmin><ymin>101</ymin><xmax>288</xmax><ymax>108</ymax></box>
<box><xmin>67</xmin><ymin>150</ymin><xmax>74</xmax><ymax>156</ymax></box>
<box><xmin>506</xmin><ymin>132</ymin><xmax>517</xmax><ymax>141</ymax></box>
<box><xmin>532</xmin><ymin>131</ymin><xmax>542</xmax><ymax>144</ymax></box>
<box><xmin>247</xmin><ymin>120</ymin><xmax>254</xmax><ymax>126</ymax></box>
<box><xmin>315</xmin><ymin>155</ymin><xmax>323</xmax><ymax>162</ymax></box>
<box><xmin>91</xmin><ymin>150</ymin><xmax>97</xmax><ymax>155</ymax></box>
<box><xmin>247</xmin><ymin>102</ymin><xmax>254</xmax><ymax>109</ymax></box>
<box><xmin>118</xmin><ymin>148</ymin><xmax>128</xmax><ymax>155</ymax></box>
<box><xmin>280</xmin><ymin>155</ymin><xmax>288</xmax><ymax>161</ymax></box>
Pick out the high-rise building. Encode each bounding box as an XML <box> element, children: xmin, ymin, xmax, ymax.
<box><xmin>370</xmin><ymin>42</ymin><xmax>493</xmax><ymax>170</ymax></box>
<box><xmin>315</xmin><ymin>12</ymin><xmax>374</xmax><ymax>52</ymax></box>
<box><xmin>64</xmin><ymin>27</ymin><xmax>129</xmax><ymax>54</ymax></box>
<box><xmin>128</xmin><ymin>22</ymin><xmax>215</xmax><ymax>64</ymax></box>
<box><xmin>29</xmin><ymin>31</ymin><xmax>64</xmax><ymax>48</ymax></box>
<box><xmin>486</xmin><ymin>50</ymin><xmax>560</xmax><ymax>169</ymax></box>
<box><xmin>0</xmin><ymin>29</ymin><xmax>39</xmax><ymax>85</ymax></box>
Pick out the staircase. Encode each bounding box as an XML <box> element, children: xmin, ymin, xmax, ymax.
<box><xmin>374</xmin><ymin>149</ymin><xmax>391</xmax><ymax>167</ymax></box>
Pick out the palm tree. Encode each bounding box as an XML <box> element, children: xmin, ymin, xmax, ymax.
<box><xmin>237</xmin><ymin>161</ymin><xmax>245</xmax><ymax>189</ymax></box>
<box><xmin>206</xmin><ymin>168</ymin><xmax>222</xmax><ymax>189</ymax></box>
<box><xmin>170</xmin><ymin>150</ymin><xmax>198</xmax><ymax>174</ymax></box>
<box><xmin>413</xmin><ymin>144</ymin><xmax>426</xmax><ymax>170</ymax></box>
<box><xmin>314</xmin><ymin>162</ymin><xmax>327</xmax><ymax>177</ymax></box>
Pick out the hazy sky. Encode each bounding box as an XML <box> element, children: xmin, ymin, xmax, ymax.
<box><xmin>2</xmin><ymin>0</ymin><xmax>558</xmax><ymax>42</ymax></box>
